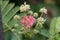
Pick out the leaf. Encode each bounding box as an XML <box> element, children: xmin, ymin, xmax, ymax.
<box><xmin>3</xmin><ymin>24</ymin><xmax>9</xmax><ymax>32</ymax></box>
<box><xmin>55</xmin><ymin>34</ymin><xmax>60</xmax><ymax>40</ymax></box>
<box><xmin>50</xmin><ymin>17</ymin><xmax>60</xmax><ymax>36</ymax></box>
<box><xmin>3</xmin><ymin>6</ymin><xmax>20</xmax><ymax>23</ymax></box>
<box><xmin>11</xmin><ymin>32</ymin><xmax>22</xmax><ymax>40</ymax></box>
<box><xmin>55</xmin><ymin>17</ymin><xmax>60</xmax><ymax>33</ymax></box>
<box><xmin>4</xmin><ymin>31</ymin><xmax>11</xmax><ymax>40</ymax></box>
<box><xmin>1</xmin><ymin>0</ymin><xmax>9</xmax><ymax>11</ymax></box>
<box><xmin>0</xmin><ymin>0</ymin><xmax>2</xmax><ymax>7</ymax></box>
<box><xmin>39</xmin><ymin>29</ymin><xmax>50</xmax><ymax>38</ymax></box>
<box><xmin>11</xmin><ymin>33</ymin><xmax>18</xmax><ymax>40</ymax></box>
<box><xmin>31</xmin><ymin>33</ymin><xmax>47</xmax><ymax>40</ymax></box>
<box><xmin>50</xmin><ymin>17</ymin><xmax>57</xmax><ymax>36</ymax></box>
<box><xmin>2</xmin><ymin>3</ymin><xmax>15</xmax><ymax>18</ymax></box>
<box><xmin>49</xmin><ymin>17</ymin><xmax>60</xmax><ymax>40</ymax></box>
<box><xmin>8</xmin><ymin>18</ymin><xmax>18</xmax><ymax>27</ymax></box>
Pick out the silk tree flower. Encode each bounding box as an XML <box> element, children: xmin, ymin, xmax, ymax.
<box><xmin>39</xmin><ymin>7</ymin><xmax>47</xmax><ymax>14</ymax></box>
<box><xmin>37</xmin><ymin>17</ymin><xmax>46</xmax><ymax>25</ymax></box>
<box><xmin>20</xmin><ymin>2</ymin><xmax>30</xmax><ymax>12</ymax></box>
<box><xmin>21</xmin><ymin>15</ymin><xmax>36</xmax><ymax>29</ymax></box>
<box><xmin>20</xmin><ymin>4</ymin><xmax>25</xmax><ymax>12</ymax></box>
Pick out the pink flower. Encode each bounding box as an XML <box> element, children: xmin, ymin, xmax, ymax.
<box><xmin>21</xmin><ymin>15</ymin><xmax>36</xmax><ymax>29</ymax></box>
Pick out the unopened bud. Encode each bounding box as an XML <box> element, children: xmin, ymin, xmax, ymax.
<box><xmin>14</xmin><ymin>15</ymin><xmax>20</xmax><ymax>19</ymax></box>
<box><xmin>11</xmin><ymin>29</ymin><xmax>16</xmax><ymax>32</ymax></box>
<box><xmin>18</xmin><ymin>32</ymin><xmax>23</xmax><ymax>34</ymax></box>
<box><xmin>28</xmin><ymin>11</ymin><xmax>33</xmax><ymax>15</ymax></box>
<box><xmin>14</xmin><ymin>24</ymin><xmax>18</xmax><ymax>27</ymax></box>
<box><xmin>33</xmin><ymin>12</ymin><xmax>38</xmax><ymax>17</ymax></box>
<box><xmin>33</xmin><ymin>29</ymin><xmax>39</xmax><ymax>34</ymax></box>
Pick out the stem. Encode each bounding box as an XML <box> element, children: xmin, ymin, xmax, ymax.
<box><xmin>35</xmin><ymin>23</ymin><xmax>39</xmax><ymax>29</ymax></box>
<box><xmin>3</xmin><ymin>22</ymin><xmax>20</xmax><ymax>40</ymax></box>
<box><xmin>40</xmin><ymin>12</ymin><xmax>43</xmax><ymax>17</ymax></box>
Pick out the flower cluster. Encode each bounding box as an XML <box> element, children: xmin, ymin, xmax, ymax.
<box><xmin>19</xmin><ymin>2</ymin><xmax>47</xmax><ymax>30</ymax></box>
<box><xmin>20</xmin><ymin>2</ymin><xmax>30</xmax><ymax>12</ymax></box>
<box><xmin>37</xmin><ymin>17</ymin><xmax>46</xmax><ymax>25</ymax></box>
<box><xmin>21</xmin><ymin>15</ymin><xmax>36</xmax><ymax>29</ymax></box>
<box><xmin>39</xmin><ymin>7</ymin><xmax>47</xmax><ymax>14</ymax></box>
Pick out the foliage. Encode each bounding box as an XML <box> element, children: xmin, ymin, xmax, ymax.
<box><xmin>49</xmin><ymin>17</ymin><xmax>60</xmax><ymax>40</ymax></box>
<box><xmin>1</xmin><ymin>0</ymin><xmax>20</xmax><ymax>40</ymax></box>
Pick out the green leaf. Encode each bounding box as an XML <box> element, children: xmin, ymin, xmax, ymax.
<box><xmin>55</xmin><ymin>34</ymin><xmax>60</xmax><ymax>40</ymax></box>
<box><xmin>39</xmin><ymin>29</ymin><xmax>50</xmax><ymax>38</ymax></box>
<box><xmin>11</xmin><ymin>32</ymin><xmax>22</xmax><ymax>40</ymax></box>
<box><xmin>0</xmin><ymin>0</ymin><xmax>2</xmax><ymax>7</ymax></box>
<box><xmin>50</xmin><ymin>17</ymin><xmax>60</xmax><ymax>36</ymax></box>
<box><xmin>11</xmin><ymin>33</ymin><xmax>18</xmax><ymax>40</ymax></box>
<box><xmin>3</xmin><ymin>6</ymin><xmax>20</xmax><ymax>23</ymax></box>
<box><xmin>31</xmin><ymin>33</ymin><xmax>46</xmax><ymax>40</ymax></box>
<box><xmin>1</xmin><ymin>0</ymin><xmax>9</xmax><ymax>11</ymax></box>
<box><xmin>55</xmin><ymin>17</ymin><xmax>60</xmax><ymax>33</ymax></box>
<box><xmin>8</xmin><ymin>18</ymin><xmax>18</xmax><ymax>27</ymax></box>
<box><xmin>3</xmin><ymin>24</ymin><xmax>9</xmax><ymax>32</ymax></box>
<box><xmin>4</xmin><ymin>31</ymin><xmax>11</xmax><ymax>40</ymax></box>
<box><xmin>2</xmin><ymin>3</ymin><xmax>15</xmax><ymax>18</ymax></box>
<box><xmin>50</xmin><ymin>17</ymin><xmax>57</xmax><ymax>36</ymax></box>
<box><xmin>49</xmin><ymin>17</ymin><xmax>60</xmax><ymax>40</ymax></box>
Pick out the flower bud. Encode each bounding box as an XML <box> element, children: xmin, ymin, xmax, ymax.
<box><xmin>14</xmin><ymin>24</ymin><xmax>18</xmax><ymax>27</ymax></box>
<box><xmin>20</xmin><ymin>27</ymin><xmax>24</xmax><ymax>30</ymax></box>
<box><xmin>18</xmin><ymin>32</ymin><xmax>23</xmax><ymax>34</ymax></box>
<box><xmin>28</xmin><ymin>11</ymin><xmax>33</xmax><ymax>15</ymax></box>
<box><xmin>11</xmin><ymin>29</ymin><xmax>16</xmax><ymax>32</ymax></box>
<box><xmin>33</xmin><ymin>29</ymin><xmax>39</xmax><ymax>34</ymax></box>
<box><xmin>33</xmin><ymin>12</ymin><xmax>38</xmax><ymax>17</ymax></box>
<box><xmin>14</xmin><ymin>15</ymin><xmax>20</xmax><ymax>19</ymax></box>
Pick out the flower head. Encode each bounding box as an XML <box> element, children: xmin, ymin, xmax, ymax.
<box><xmin>37</xmin><ymin>17</ymin><xmax>46</xmax><ymax>24</ymax></box>
<box><xmin>20</xmin><ymin>2</ymin><xmax>30</xmax><ymax>12</ymax></box>
<box><xmin>20</xmin><ymin>4</ymin><xmax>25</xmax><ymax>12</ymax></box>
<box><xmin>21</xmin><ymin>15</ymin><xmax>36</xmax><ymax>29</ymax></box>
<box><xmin>39</xmin><ymin>7</ymin><xmax>47</xmax><ymax>14</ymax></box>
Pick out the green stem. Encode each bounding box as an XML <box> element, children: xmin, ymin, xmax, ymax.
<box><xmin>40</xmin><ymin>12</ymin><xmax>43</xmax><ymax>17</ymax></box>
